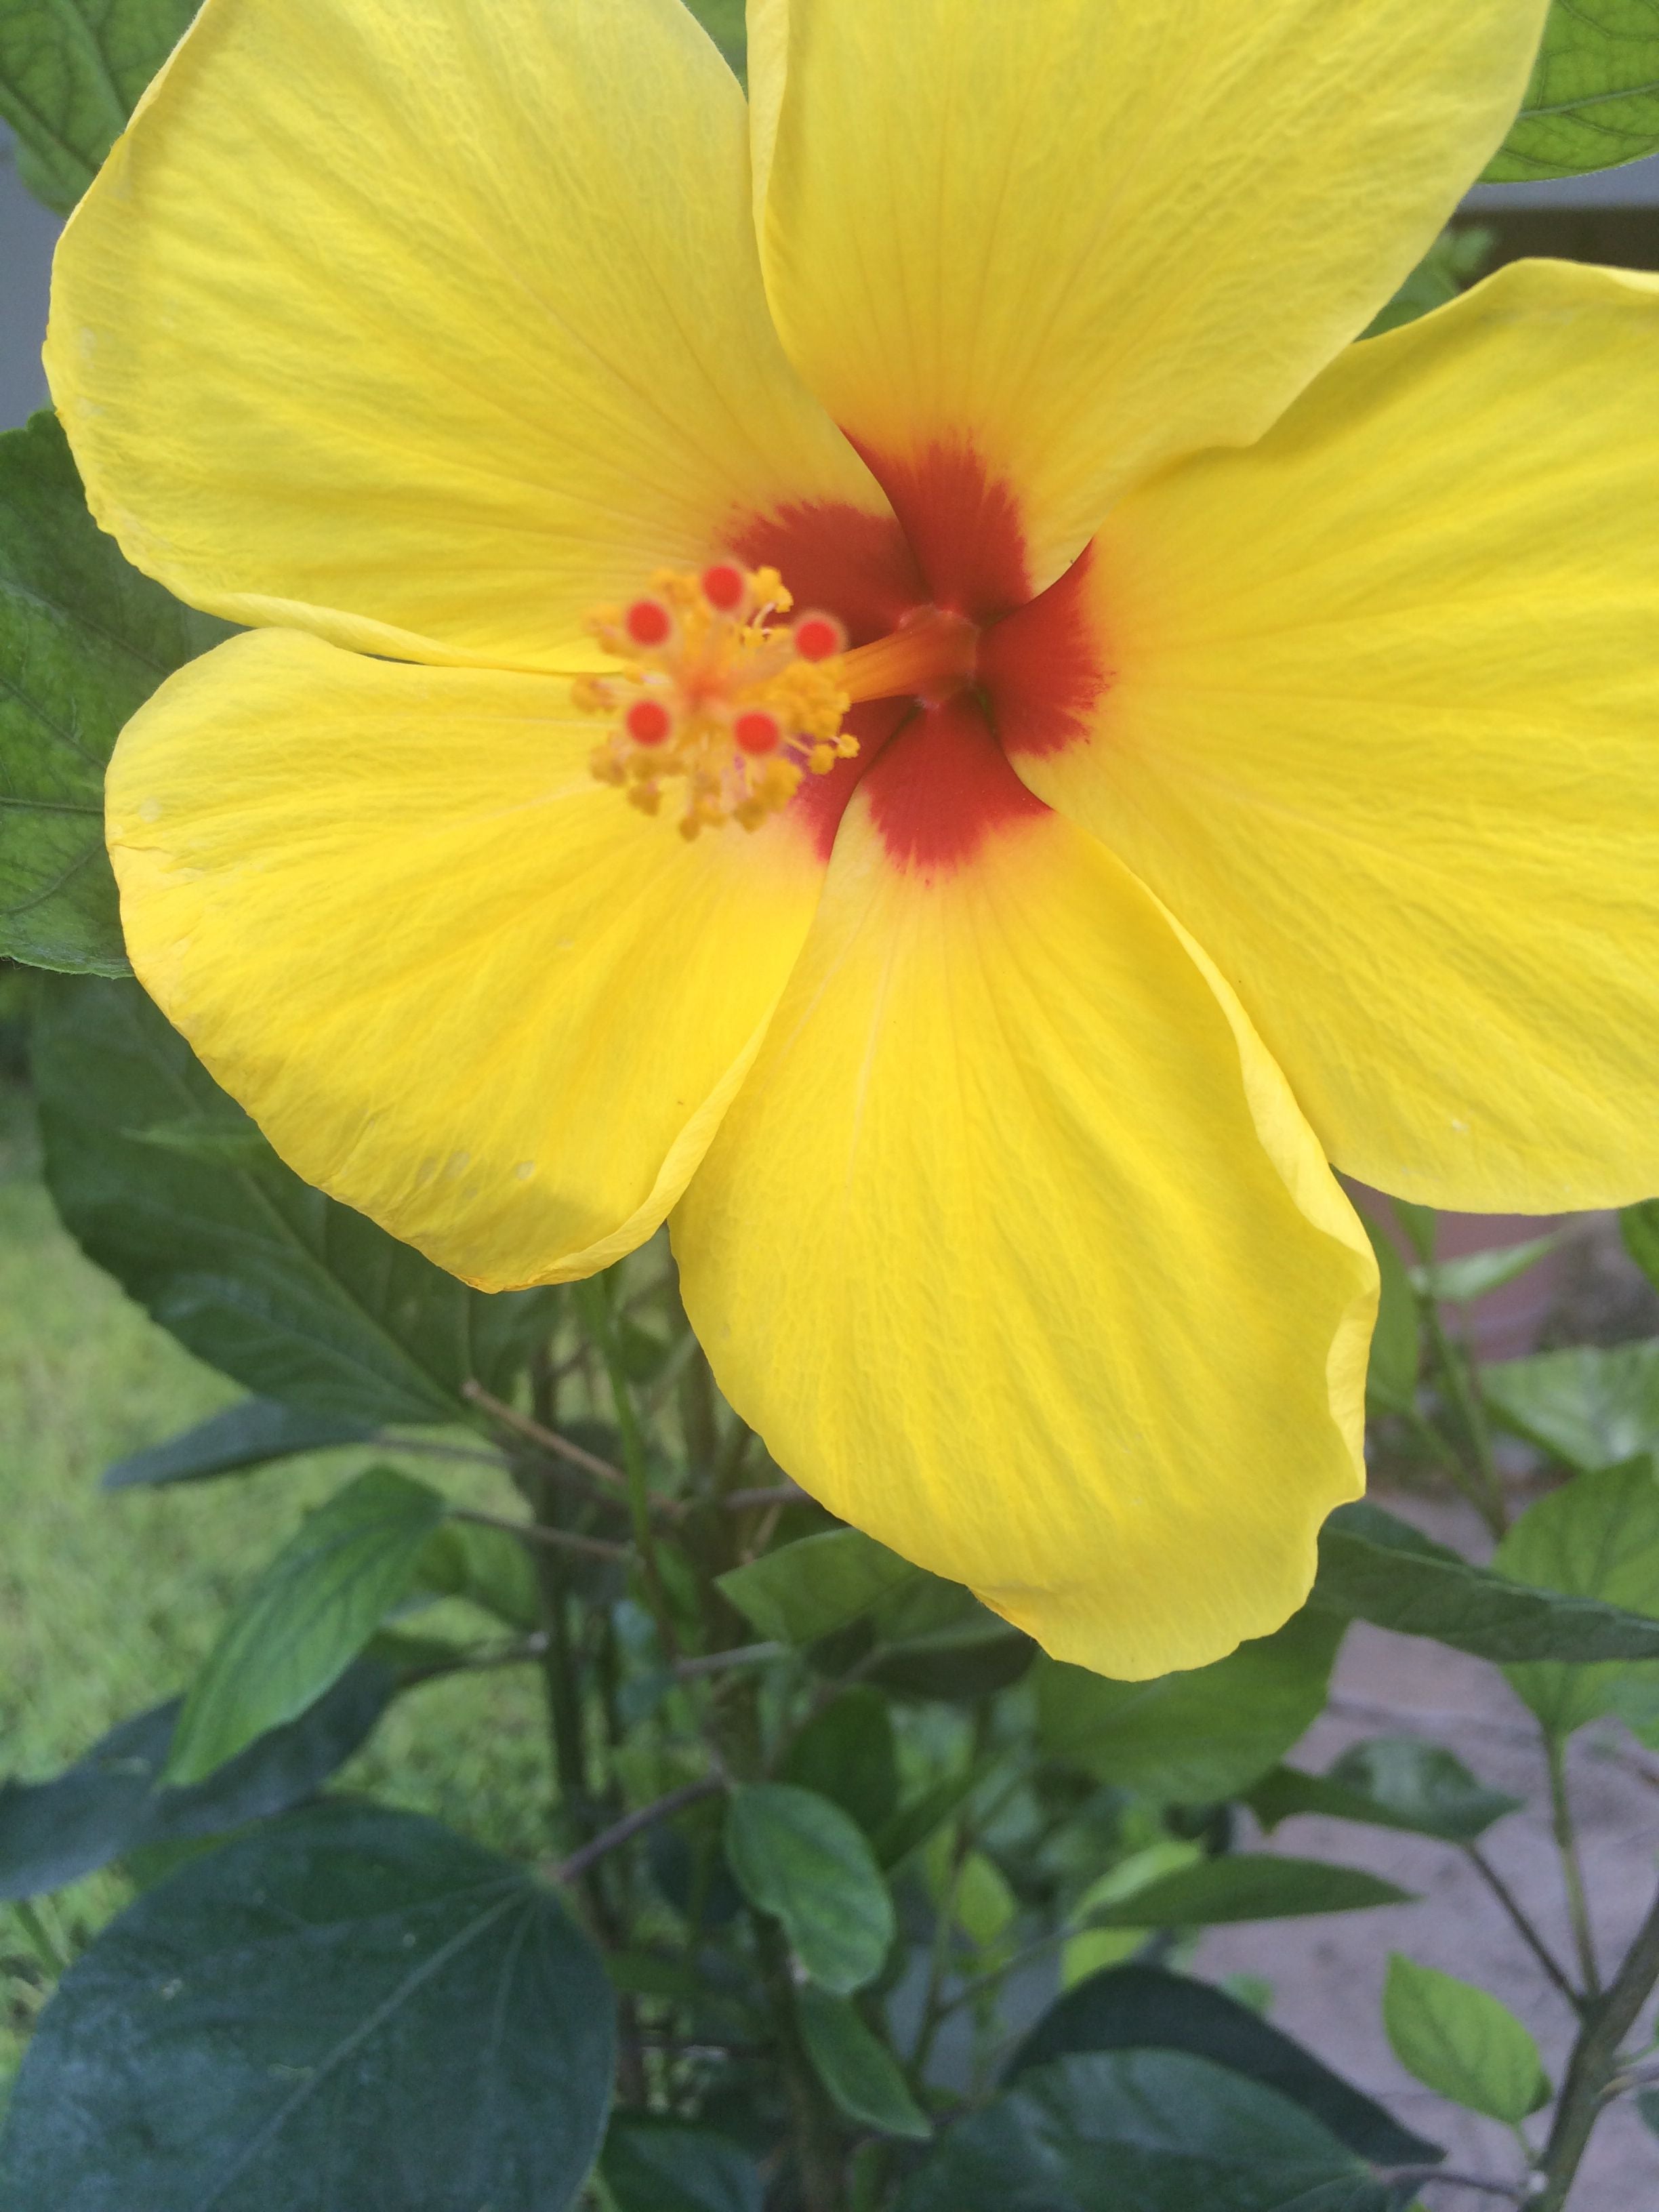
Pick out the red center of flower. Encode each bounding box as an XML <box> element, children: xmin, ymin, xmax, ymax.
<box><xmin>730</xmin><ymin>441</ymin><xmax>1107</xmax><ymax>875</ymax></box>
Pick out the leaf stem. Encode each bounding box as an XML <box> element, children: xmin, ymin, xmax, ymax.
<box><xmin>1376</xmin><ymin>2168</ymin><xmax>1532</xmax><ymax>2203</ymax></box>
<box><xmin>1547</xmin><ymin>1735</ymin><xmax>1601</xmax><ymax>2003</ymax></box>
<box><xmin>1465</xmin><ymin>1843</ymin><xmax>1586</xmax><ymax>2015</ymax></box>
<box><xmin>448</xmin><ymin>1504</ymin><xmax>632</xmax><ymax>1563</ymax></box>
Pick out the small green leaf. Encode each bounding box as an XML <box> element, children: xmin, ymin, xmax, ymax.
<box><xmin>1483</xmin><ymin>1342</ymin><xmax>1659</xmax><ymax>1473</ymax></box>
<box><xmin>1359</xmin><ymin>1214</ymin><xmax>1419</xmax><ymax>1412</ymax></box>
<box><xmin>602</xmin><ymin>2116</ymin><xmax>763</xmax><ymax>2212</ymax></box>
<box><xmin>794</xmin><ymin>1984</ymin><xmax>930</xmax><ymax>2140</ymax></box>
<box><xmin>1313</xmin><ymin>1498</ymin><xmax>1659</xmax><ymax>1663</ymax></box>
<box><xmin>1410</xmin><ymin>1231</ymin><xmax>1561</xmax><ymax>1305</ymax></box>
<box><xmin>1037</xmin><ymin>1606</ymin><xmax>1343</xmax><ymax>1804</ymax></box>
<box><xmin>779</xmin><ymin>1686</ymin><xmax>899</xmax><ymax>1835</ymax></box>
<box><xmin>167</xmin><ymin>1467</ymin><xmax>448</xmax><ymax>1784</ymax></box>
<box><xmin>724</xmin><ymin>1782</ymin><xmax>894</xmax><ymax>1993</ymax></box>
<box><xmin>1080</xmin><ymin>1855</ymin><xmax>1412</xmax><ymax>1930</ymax></box>
<box><xmin>34</xmin><ymin>974</ymin><xmax>560</xmax><ymax>1424</ymax></box>
<box><xmin>1248</xmin><ymin>1738</ymin><xmax>1521</xmax><ymax>1845</ymax></box>
<box><xmin>1363</xmin><ymin>227</ymin><xmax>1494</xmax><ymax>342</ymax></box>
<box><xmin>717</xmin><ymin>1527</ymin><xmax>918</xmax><ymax>1645</ymax></box>
<box><xmin>1383</xmin><ymin>1954</ymin><xmax>1550</xmax><ymax>2123</ymax></box>
<box><xmin>0</xmin><ymin>413</ymin><xmax>230</xmax><ymax>972</ymax></box>
<box><xmin>413</xmin><ymin>1516</ymin><xmax>541</xmax><ymax>1632</ymax></box>
<box><xmin>1008</xmin><ymin>1963</ymin><xmax>1441</xmax><ymax>2168</ymax></box>
<box><xmin>0</xmin><ymin>1660</ymin><xmax>397</xmax><ymax>1900</ymax></box>
<box><xmin>1486</xmin><ymin>1</ymin><xmax>1659</xmax><ymax>184</ymax></box>
<box><xmin>102</xmin><ymin>1397</ymin><xmax>377</xmax><ymax>1490</ymax></box>
<box><xmin>0</xmin><ymin>1805</ymin><xmax>615</xmax><ymax>2209</ymax></box>
<box><xmin>1622</xmin><ymin>1201</ymin><xmax>1659</xmax><ymax>1294</ymax></box>
<box><xmin>0</xmin><ymin>0</ymin><xmax>201</xmax><ymax>210</ymax></box>
<box><xmin>1496</xmin><ymin>1458</ymin><xmax>1659</xmax><ymax>1738</ymax></box>
<box><xmin>897</xmin><ymin>2051</ymin><xmax>1389</xmax><ymax>2212</ymax></box>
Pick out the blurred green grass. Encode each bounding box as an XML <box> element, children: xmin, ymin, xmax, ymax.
<box><xmin>0</xmin><ymin>1077</ymin><xmax>554</xmax><ymax>2075</ymax></box>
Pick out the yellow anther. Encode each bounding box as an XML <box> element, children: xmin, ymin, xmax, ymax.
<box><xmin>577</xmin><ymin>562</ymin><xmax>857</xmax><ymax>837</ymax></box>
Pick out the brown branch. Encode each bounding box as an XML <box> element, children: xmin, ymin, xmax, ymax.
<box><xmin>448</xmin><ymin>1504</ymin><xmax>632</xmax><ymax>1564</ymax></box>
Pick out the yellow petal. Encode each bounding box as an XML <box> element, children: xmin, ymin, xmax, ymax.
<box><xmin>750</xmin><ymin>0</ymin><xmax>1549</xmax><ymax>593</ymax></box>
<box><xmin>1013</xmin><ymin>258</ymin><xmax>1659</xmax><ymax>1213</ymax></box>
<box><xmin>107</xmin><ymin>628</ymin><xmax>832</xmax><ymax>1288</ymax></box>
<box><xmin>47</xmin><ymin>0</ymin><xmax>882</xmax><ymax>668</ymax></box>
<box><xmin>674</xmin><ymin>701</ymin><xmax>1374</xmax><ymax>1678</ymax></box>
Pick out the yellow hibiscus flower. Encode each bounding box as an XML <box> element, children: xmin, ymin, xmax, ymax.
<box><xmin>46</xmin><ymin>0</ymin><xmax>1654</xmax><ymax>1679</ymax></box>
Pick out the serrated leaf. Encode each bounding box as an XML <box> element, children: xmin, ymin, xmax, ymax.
<box><xmin>1248</xmin><ymin>1738</ymin><xmax>1520</xmax><ymax>1845</ymax></box>
<box><xmin>1313</xmin><ymin>1498</ymin><xmax>1659</xmax><ymax>1663</ymax></box>
<box><xmin>167</xmin><ymin>1467</ymin><xmax>448</xmax><ymax>1784</ymax></box>
<box><xmin>1410</xmin><ymin>1231</ymin><xmax>1561</xmax><ymax>1305</ymax></box>
<box><xmin>102</xmin><ymin>1397</ymin><xmax>377</xmax><ymax>1490</ymax></box>
<box><xmin>0</xmin><ymin>0</ymin><xmax>200</xmax><ymax>211</ymax></box>
<box><xmin>0</xmin><ymin>1658</ymin><xmax>397</xmax><ymax>1900</ymax></box>
<box><xmin>897</xmin><ymin>2051</ymin><xmax>1391</xmax><ymax>2212</ymax></box>
<box><xmin>1483</xmin><ymin>1342</ymin><xmax>1659</xmax><ymax>1474</ymax></box>
<box><xmin>0</xmin><ymin>1804</ymin><xmax>615</xmax><ymax>2210</ymax></box>
<box><xmin>34</xmin><ymin>973</ymin><xmax>560</xmax><ymax>1422</ymax></box>
<box><xmin>1079</xmin><ymin>1854</ymin><xmax>1412</xmax><ymax>1930</ymax></box>
<box><xmin>795</xmin><ymin>1984</ymin><xmax>930</xmax><ymax>2140</ymax></box>
<box><xmin>1486</xmin><ymin>0</ymin><xmax>1659</xmax><ymax>184</ymax></box>
<box><xmin>716</xmin><ymin>1526</ymin><xmax>919</xmax><ymax>1645</ymax></box>
<box><xmin>1496</xmin><ymin>1458</ymin><xmax>1659</xmax><ymax>1738</ymax></box>
<box><xmin>0</xmin><ymin>412</ymin><xmax>229</xmax><ymax>972</ymax></box>
<box><xmin>724</xmin><ymin>1782</ymin><xmax>894</xmax><ymax>1994</ymax></box>
<box><xmin>1383</xmin><ymin>1954</ymin><xmax>1549</xmax><ymax>2123</ymax></box>
<box><xmin>602</xmin><ymin>2116</ymin><xmax>763</xmax><ymax>2212</ymax></box>
<box><xmin>1036</xmin><ymin>1606</ymin><xmax>1343</xmax><ymax>1804</ymax></box>
<box><xmin>1007</xmin><ymin>1963</ymin><xmax>1441</xmax><ymax>2167</ymax></box>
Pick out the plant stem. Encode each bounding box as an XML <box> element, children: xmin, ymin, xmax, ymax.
<box><xmin>462</xmin><ymin>1378</ymin><xmax>635</xmax><ymax>1499</ymax></box>
<box><xmin>574</xmin><ymin>1279</ymin><xmax>680</xmax><ymax>1660</ymax></box>
<box><xmin>1547</xmin><ymin>1735</ymin><xmax>1601</xmax><ymax>2002</ymax></box>
<box><xmin>674</xmin><ymin>1641</ymin><xmax>785</xmax><ymax>1681</ymax></box>
<box><xmin>554</xmin><ymin>1775</ymin><xmax>723</xmax><ymax>1884</ymax></box>
<box><xmin>1465</xmin><ymin>1845</ymin><xmax>1585</xmax><ymax>2015</ymax></box>
<box><xmin>449</xmin><ymin>1505</ymin><xmax>632</xmax><ymax>1563</ymax></box>
<box><xmin>1536</xmin><ymin>1877</ymin><xmax>1659</xmax><ymax>2211</ymax></box>
<box><xmin>759</xmin><ymin>1919</ymin><xmax>846</xmax><ymax>2212</ymax></box>
<box><xmin>1418</xmin><ymin>1298</ymin><xmax>1507</xmax><ymax>1537</ymax></box>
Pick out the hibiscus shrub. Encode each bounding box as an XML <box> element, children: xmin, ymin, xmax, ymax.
<box><xmin>9</xmin><ymin>2</ymin><xmax>1659</xmax><ymax>2210</ymax></box>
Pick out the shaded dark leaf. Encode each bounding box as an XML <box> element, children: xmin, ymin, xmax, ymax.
<box><xmin>102</xmin><ymin>1396</ymin><xmax>377</xmax><ymax>1490</ymax></box>
<box><xmin>0</xmin><ymin>1804</ymin><xmax>615</xmax><ymax>2211</ymax></box>
<box><xmin>602</xmin><ymin>2115</ymin><xmax>763</xmax><ymax>2212</ymax></box>
<box><xmin>1079</xmin><ymin>1855</ymin><xmax>1412</xmax><ymax>1929</ymax></box>
<box><xmin>779</xmin><ymin>1686</ymin><xmax>899</xmax><ymax>1836</ymax></box>
<box><xmin>1248</xmin><ymin>1738</ymin><xmax>1520</xmax><ymax>1845</ymax></box>
<box><xmin>1006</xmin><ymin>1963</ymin><xmax>1440</xmax><ymax>2167</ymax></box>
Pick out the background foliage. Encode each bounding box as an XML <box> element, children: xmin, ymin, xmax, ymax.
<box><xmin>5</xmin><ymin>3</ymin><xmax>1659</xmax><ymax>2209</ymax></box>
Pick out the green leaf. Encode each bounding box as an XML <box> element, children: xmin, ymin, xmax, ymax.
<box><xmin>0</xmin><ymin>1803</ymin><xmax>615</xmax><ymax>2209</ymax></box>
<box><xmin>0</xmin><ymin>413</ymin><xmax>228</xmax><ymax>972</ymax></box>
<box><xmin>794</xmin><ymin>1984</ymin><xmax>930</xmax><ymax>2140</ymax></box>
<box><xmin>0</xmin><ymin>1658</ymin><xmax>397</xmax><ymax>1900</ymax></box>
<box><xmin>167</xmin><ymin>1467</ymin><xmax>449</xmax><ymax>1784</ymax></box>
<box><xmin>1486</xmin><ymin>1342</ymin><xmax>1659</xmax><ymax>1473</ymax></box>
<box><xmin>724</xmin><ymin>1782</ymin><xmax>894</xmax><ymax>1994</ymax></box>
<box><xmin>873</xmin><ymin>1766</ymin><xmax>983</xmax><ymax>1872</ymax></box>
<box><xmin>1622</xmin><ymin>1200</ymin><xmax>1659</xmax><ymax>1292</ymax></box>
<box><xmin>1080</xmin><ymin>1855</ymin><xmax>1412</xmax><ymax>1930</ymax></box>
<box><xmin>1036</xmin><ymin>1606</ymin><xmax>1344</xmax><ymax>1804</ymax></box>
<box><xmin>1007</xmin><ymin>1963</ymin><xmax>1442</xmax><ymax>2167</ymax></box>
<box><xmin>861</xmin><ymin>1576</ymin><xmax>1036</xmax><ymax>1700</ymax></box>
<box><xmin>413</xmin><ymin>1515</ymin><xmax>541</xmax><ymax>1633</ymax></box>
<box><xmin>1486</xmin><ymin>0</ymin><xmax>1659</xmax><ymax>184</ymax></box>
<box><xmin>1359</xmin><ymin>1213</ymin><xmax>1419</xmax><ymax>1412</ymax></box>
<box><xmin>1410</xmin><ymin>1231</ymin><xmax>1561</xmax><ymax>1305</ymax></box>
<box><xmin>602</xmin><ymin>2117</ymin><xmax>762</xmax><ymax>2212</ymax></box>
<box><xmin>1248</xmin><ymin>1738</ymin><xmax>1521</xmax><ymax>1845</ymax></box>
<box><xmin>0</xmin><ymin>0</ymin><xmax>199</xmax><ymax>210</ymax></box>
<box><xmin>33</xmin><ymin>973</ymin><xmax>560</xmax><ymax>1423</ymax></box>
<box><xmin>1383</xmin><ymin>1954</ymin><xmax>1550</xmax><ymax>2124</ymax></box>
<box><xmin>102</xmin><ymin>1397</ymin><xmax>377</xmax><ymax>1490</ymax></box>
<box><xmin>1496</xmin><ymin>1458</ymin><xmax>1659</xmax><ymax>1738</ymax></box>
<box><xmin>897</xmin><ymin>2050</ymin><xmax>1391</xmax><ymax>2212</ymax></box>
<box><xmin>680</xmin><ymin>0</ymin><xmax>745</xmax><ymax>80</ymax></box>
<box><xmin>778</xmin><ymin>1686</ymin><xmax>899</xmax><ymax>1835</ymax></box>
<box><xmin>1313</xmin><ymin>1498</ymin><xmax>1659</xmax><ymax>1662</ymax></box>
<box><xmin>716</xmin><ymin>1526</ymin><xmax>919</xmax><ymax>1645</ymax></box>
